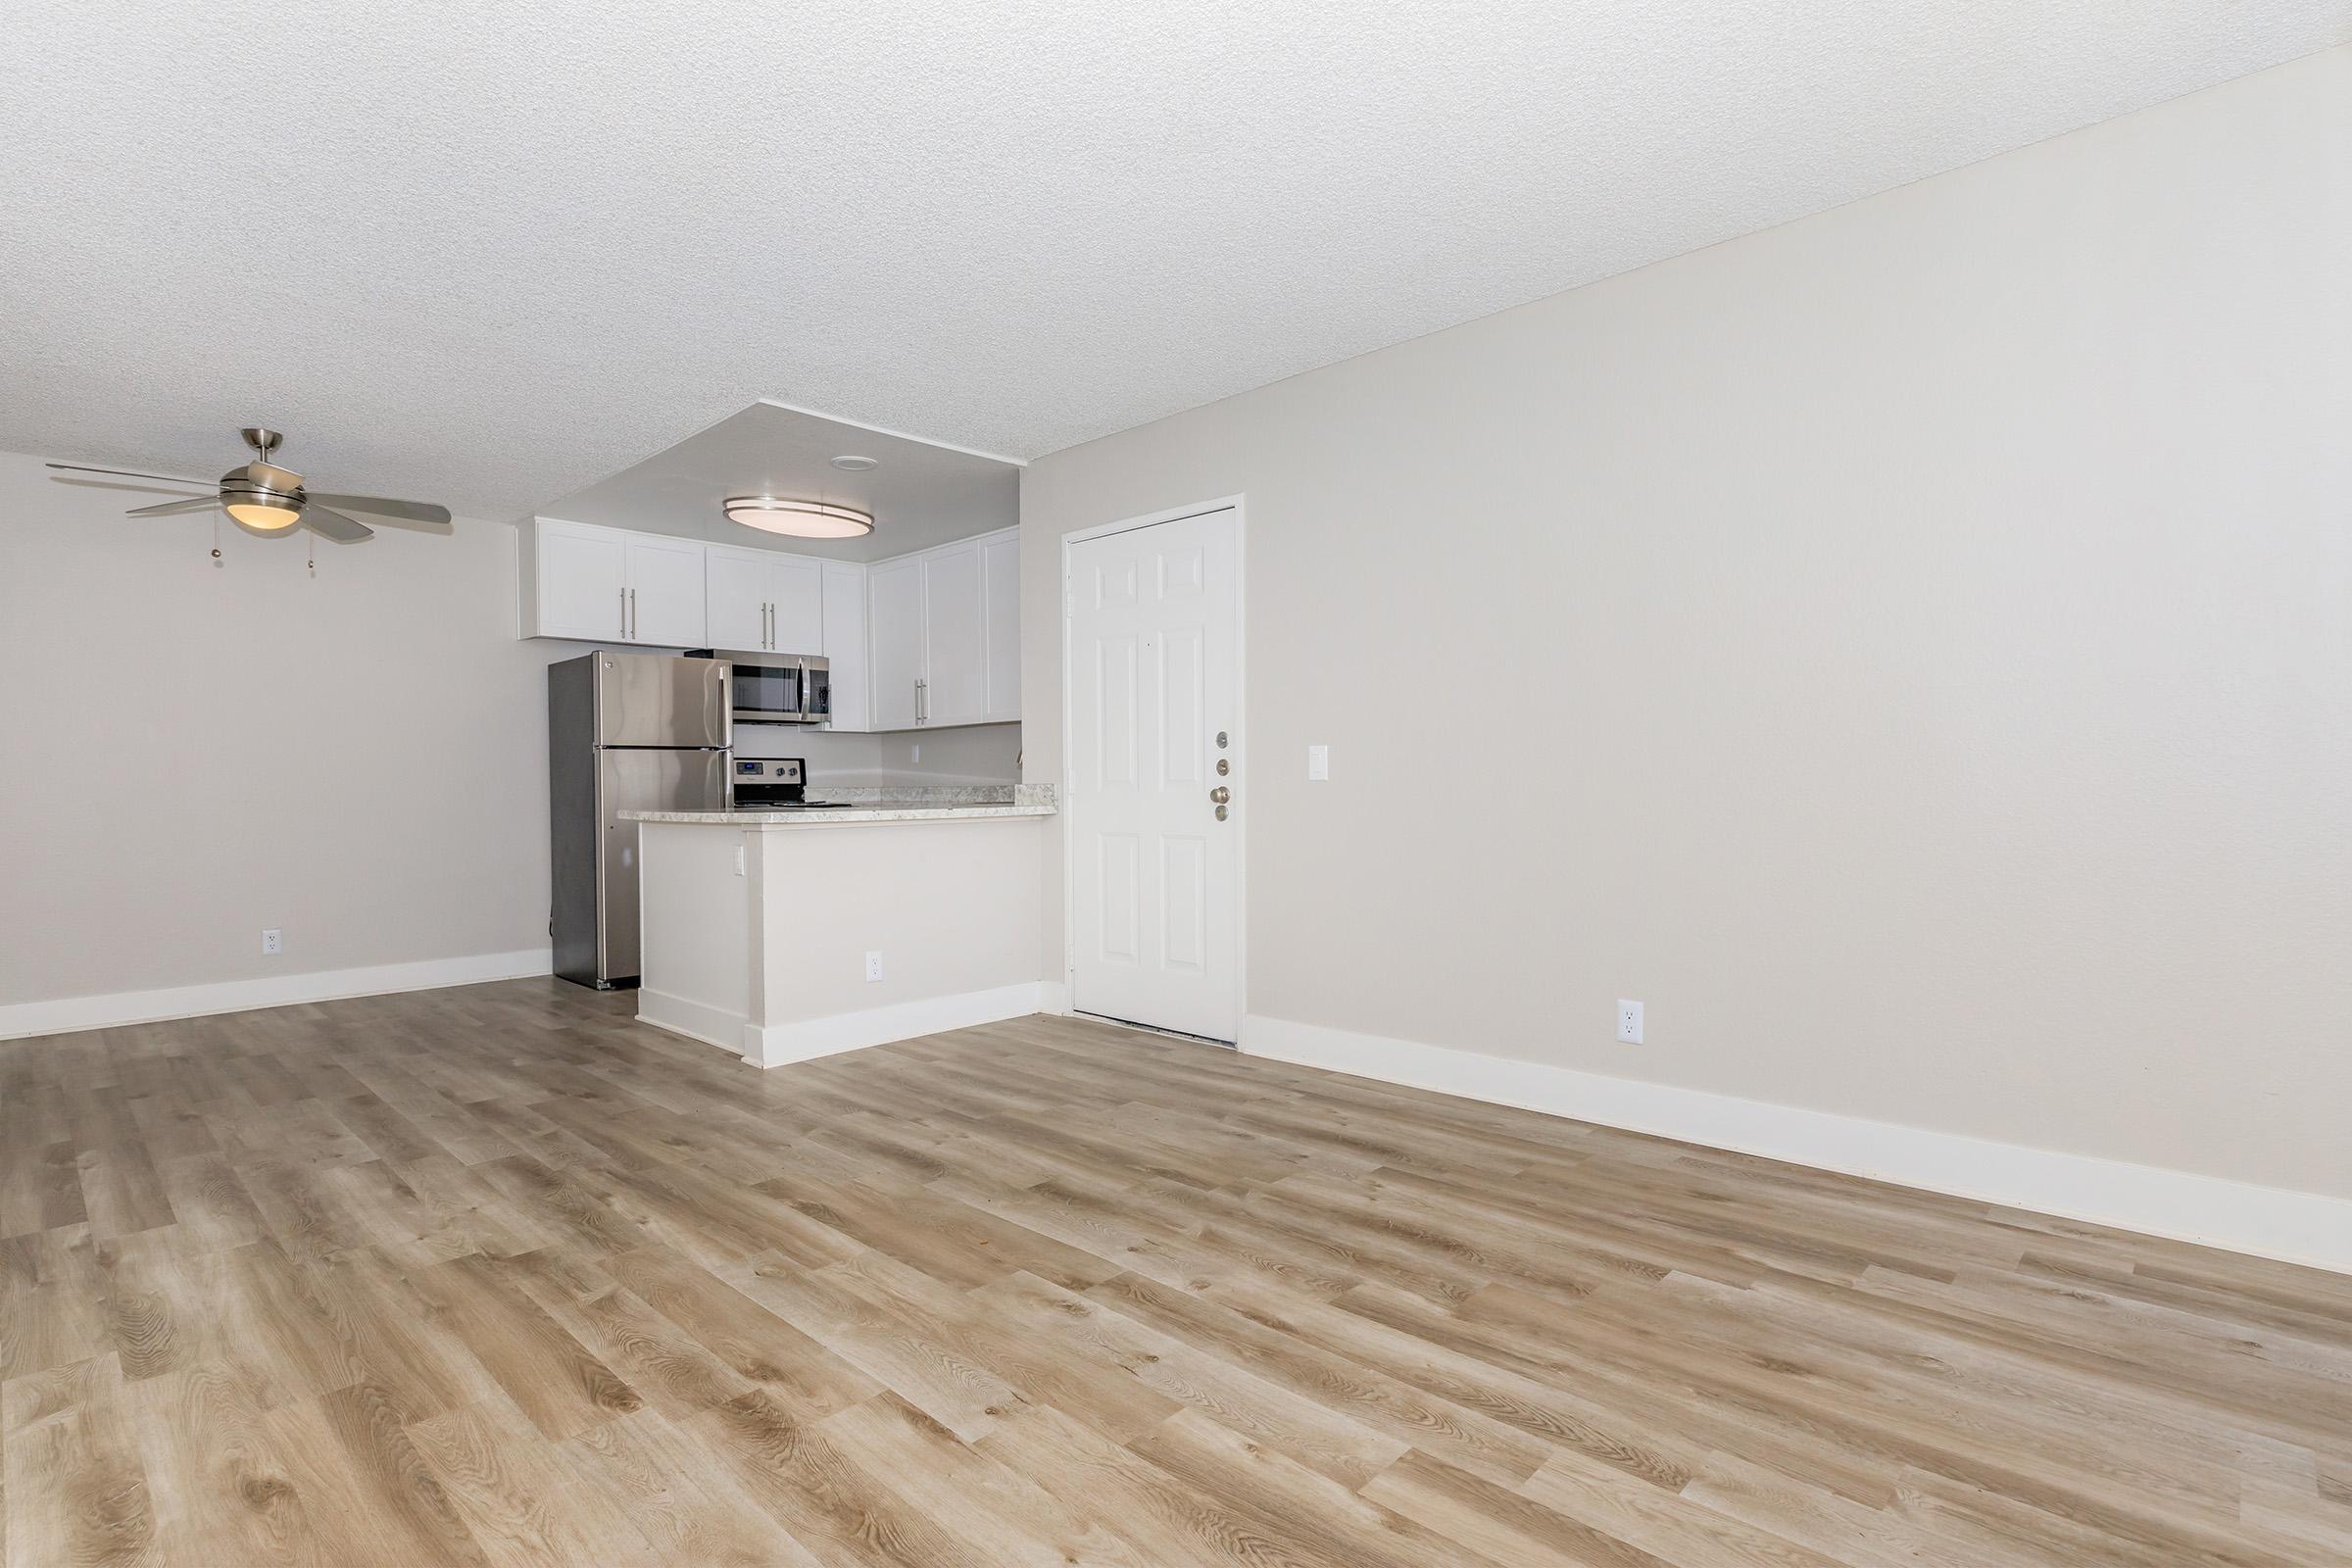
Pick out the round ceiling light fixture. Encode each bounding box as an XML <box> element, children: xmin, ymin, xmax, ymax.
<box><xmin>828</xmin><ymin>454</ymin><xmax>879</xmax><ymax>471</ymax></box>
<box><xmin>723</xmin><ymin>496</ymin><xmax>875</xmax><ymax>539</ymax></box>
<box><xmin>222</xmin><ymin>474</ymin><xmax>304</xmax><ymax>531</ymax></box>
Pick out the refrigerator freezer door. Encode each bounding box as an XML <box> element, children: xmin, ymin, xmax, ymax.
<box><xmin>595</xmin><ymin>747</ymin><xmax>730</xmax><ymax>981</ymax></box>
<box><xmin>594</xmin><ymin>652</ymin><xmax>728</xmax><ymax>748</ymax></box>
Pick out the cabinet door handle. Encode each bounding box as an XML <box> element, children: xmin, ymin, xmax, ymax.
<box><xmin>620</xmin><ymin>587</ymin><xmax>628</xmax><ymax>639</ymax></box>
<box><xmin>628</xmin><ymin>588</ymin><xmax>637</xmax><ymax>640</ymax></box>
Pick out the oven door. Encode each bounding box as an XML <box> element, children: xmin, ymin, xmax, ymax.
<box><xmin>729</xmin><ymin>657</ymin><xmax>809</xmax><ymax>724</ymax></box>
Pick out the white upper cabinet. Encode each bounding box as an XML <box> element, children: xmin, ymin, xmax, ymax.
<box><xmin>770</xmin><ymin>558</ymin><xmax>824</xmax><ymax>655</ymax></box>
<box><xmin>859</xmin><ymin>528</ymin><xmax>1019</xmax><ymax>731</ymax></box>
<box><xmin>981</xmin><ymin>530</ymin><xmax>1021</xmax><ymax>722</ymax></box>
<box><xmin>522</xmin><ymin>517</ymin><xmax>706</xmax><ymax>647</ymax></box>
<box><xmin>821</xmin><ymin>562</ymin><xmax>870</xmax><ymax>732</ymax></box>
<box><xmin>703</xmin><ymin>544</ymin><xmax>769</xmax><ymax>651</ymax></box>
<box><xmin>868</xmin><ymin>556</ymin><xmax>924</xmax><ymax>731</ymax></box>
<box><xmin>527</xmin><ymin>518</ymin><xmax>629</xmax><ymax>642</ymax></box>
<box><xmin>522</xmin><ymin>517</ymin><xmax>1015</xmax><ymax>728</ymax></box>
<box><xmin>920</xmin><ymin>539</ymin><xmax>986</xmax><ymax>727</ymax></box>
<box><xmin>620</xmin><ymin>534</ymin><xmax>709</xmax><ymax>648</ymax></box>
<box><xmin>706</xmin><ymin>545</ymin><xmax>826</xmax><ymax>654</ymax></box>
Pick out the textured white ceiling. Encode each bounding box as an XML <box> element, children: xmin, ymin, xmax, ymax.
<box><xmin>3</xmin><ymin>3</ymin><xmax>2344</xmax><ymax>520</ymax></box>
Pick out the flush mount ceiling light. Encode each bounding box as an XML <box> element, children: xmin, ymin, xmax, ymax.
<box><xmin>828</xmin><ymin>454</ymin><xmax>879</xmax><ymax>471</ymax></box>
<box><xmin>723</xmin><ymin>496</ymin><xmax>874</xmax><ymax>538</ymax></box>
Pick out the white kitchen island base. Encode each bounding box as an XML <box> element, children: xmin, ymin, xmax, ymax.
<box><xmin>625</xmin><ymin>805</ymin><xmax>1054</xmax><ymax>1067</ymax></box>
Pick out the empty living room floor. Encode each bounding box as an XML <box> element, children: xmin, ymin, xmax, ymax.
<box><xmin>2</xmin><ymin>981</ymin><xmax>2346</xmax><ymax>1566</ymax></box>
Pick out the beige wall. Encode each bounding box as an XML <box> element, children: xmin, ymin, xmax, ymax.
<box><xmin>1020</xmin><ymin>48</ymin><xmax>2352</xmax><ymax>1198</ymax></box>
<box><xmin>0</xmin><ymin>453</ymin><xmax>562</xmax><ymax>1007</ymax></box>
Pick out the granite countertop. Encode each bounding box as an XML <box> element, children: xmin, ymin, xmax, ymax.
<box><xmin>623</xmin><ymin>802</ymin><xmax>1055</xmax><ymax>828</ymax></box>
<box><xmin>622</xmin><ymin>783</ymin><xmax>1055</xmax><ymax>829</ymax></box>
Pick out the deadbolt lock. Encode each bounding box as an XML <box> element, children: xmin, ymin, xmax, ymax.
<box><xmin>1216</xmin><ymin>759</ymin><xmax>1229</xmax><ymax>775</ymax></box>
<box><xmin>1215</xmin><ymin>730</ymin><xmax>1228</xmax><ymax>748</ymax></box>
<box><xmin>1215</xmin><ymin>805</ymin><xmax>1228</xmax><ymax>820</ymax></box>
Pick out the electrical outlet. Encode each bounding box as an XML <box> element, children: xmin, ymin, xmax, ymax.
<box><xmin>1616</xmin><ymin>999</ymin><xmax>1643</xmax><ymax>1045</ymax></box>
<box><xmin>1307</xmin><ymin>744</ymin><xmax>1329</xmax><ymax>780</ymax></box>
<box><xmin>864</xmin><ymin>951</ymin><xmax>884</xmax><ymax>983</ymax></box>
<box><xmin>261</xmin><ymin>928</ymin><xmax>283</xmax><ymax>956</ymax></box>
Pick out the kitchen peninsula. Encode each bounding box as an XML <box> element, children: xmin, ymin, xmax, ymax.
<box><xmin>623</xmin><ymin>789</ymin><xmax>1055</xmax><ymax>1066</ymax></box>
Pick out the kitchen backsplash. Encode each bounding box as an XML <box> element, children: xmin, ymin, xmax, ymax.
<box><xmin>732</xmin><ymin>720</ymin><xmax>1020</xmax><ymax>787</ymax></box>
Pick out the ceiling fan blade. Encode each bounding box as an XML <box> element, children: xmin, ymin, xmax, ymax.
<box><xmin>300</xmin><ymin>504</ymin><xmax>373</xmax><ymax>543</ymax></box>
<box><xmin>124</xmin><ymin>496</ymin><xmax>220</xmax><ymax>517</ymax></box>
<box><xmin>46</xmin><ymin>462</ymin><xmax>212</xmax><ymax>488</ymax></box>
<box><xmin>308</xmin><ymin>492</ymin><xmax>453</xmax><ymax>526</ymax></box>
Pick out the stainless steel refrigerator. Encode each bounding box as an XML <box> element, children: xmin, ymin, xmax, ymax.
<box><xmin>549</xmin><ymin>652</ymin><xmax>730</xmax><ymax>988</ymax></box>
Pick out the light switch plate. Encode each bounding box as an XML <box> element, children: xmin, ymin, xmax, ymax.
<box><xmin>1307</xmin><ymin>744</ymin><xmax>1329</xmax><ymax>780</ymax></box>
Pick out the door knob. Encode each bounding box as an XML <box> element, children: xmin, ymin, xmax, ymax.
<box><xmin>1209</xmin><ymin>786</ymin><xmax>1230</xmax><ymax>805</ymax></box>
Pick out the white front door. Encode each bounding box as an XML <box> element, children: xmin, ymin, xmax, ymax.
<box><xmin>1067</xmin><ymin>506</ymin><xmax>1240</xmax><ymax>1042</ymax></box>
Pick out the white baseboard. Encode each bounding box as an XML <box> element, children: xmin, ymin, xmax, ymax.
<box><xmin>1036</xmin><ymin>980</ymin><xmax>1069</xmax><ymax>1016</ymax></box>
<box><xmin>636</xmin><ymin>989</ymin><xmax>757</xmax><ymax>1057</ymax></box>
<box><xmin>746</xmin><ymin>982</ymin><xmax>1049</xmax><ymax>1069</ymax></box>
<box><xmin>0</xmin><ymin>949</ymin><xmax>555</xmax><ymax>1042</ymax></box>
<box><xmin>1240</xmin><ymin>1014</ymin><xmax>2352</xmax><ymax>1278</ymax></box>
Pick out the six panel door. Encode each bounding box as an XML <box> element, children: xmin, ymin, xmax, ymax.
<box><xmin>1066</xmin><ymin>507</ymin><xmax>1240</xmax><ymax>1042</ymax></box>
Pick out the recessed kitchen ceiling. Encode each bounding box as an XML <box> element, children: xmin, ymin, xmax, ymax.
<box><xmin>543</xmin><ymin>402</ymin><xmax>1017</xmax><ymax>564</ymax></box>
<box><xmin>3</xmin><ymin>2</ymin><xmax>2344</xmax><ymax>521</ymax></box>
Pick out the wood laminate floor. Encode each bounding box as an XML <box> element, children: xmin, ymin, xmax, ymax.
<box><xmin>2</xmin><ymin>980</ymin><xmax>2347</xmax><ymax>1566</ymax></box>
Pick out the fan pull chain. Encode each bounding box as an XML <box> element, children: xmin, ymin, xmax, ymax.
<box><xmin>211</xmin><ymin>510</ymin><xmax>223</xmax><ymax>565</ymax></box>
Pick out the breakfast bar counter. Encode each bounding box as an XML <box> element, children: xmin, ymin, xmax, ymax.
<box><xmin>620</xmin><ymin>789</ymin><xmax>1054</xmax><ymax>1067</ymax></box>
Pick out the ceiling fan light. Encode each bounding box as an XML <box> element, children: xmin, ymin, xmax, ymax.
<box><xmin>225</xmin><ymin>500</ymin><xmax>301</xmax><ymax>530</ymax></box>
<box><xmin>723</xmin><ymin>496</ymin><xmax>874</xmax><ymax>539</ymax></box>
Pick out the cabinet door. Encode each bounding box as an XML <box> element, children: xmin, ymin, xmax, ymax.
<box><xmin>768</xmin><ymin>557</ymin><xmax>825</xmax><ymax>656</ymax></box>
<box><xmin>623</xmin><ymin>535</ymin><xmax>708</xmax><ymax>648</ymax></box>
<box><xmin>704</xmin><ymin>544</ymin><xmax>770</xmax><ymax>651</ymax></box>
<box><xmin>981</xmin><ymin>531</ymin><xmax>1021</xmax><ymax>722</ymax></box>
<box><xmin>921</xmin><ymin>540</ymin><xmax>985</xmax><ymax>726</ymax></box>
<box><xmin>533</xmin><ymin>519</ymin><xmax>629</xmax><ymax>641</ymax></box>
<box><xmin>867</xmin><ymin>556</ymin><xmax>924</xmax><ymax>731</ymax></box>
<box><xmin>820</xmin><ymin>563</ymin><xmax>869</xmax><ymax>732</ymax></box>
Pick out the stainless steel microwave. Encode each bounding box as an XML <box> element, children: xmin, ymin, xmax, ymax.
<box><xmin>685</xmin><ymin>650</ymin><xmax>830</xmax><ymax>725</ymax></box>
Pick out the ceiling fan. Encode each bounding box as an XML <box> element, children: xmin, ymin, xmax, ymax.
<box><xmin>46</xmin><ymin>427</ymin><xmax>453</xmax><ymax>542</ymax></box>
